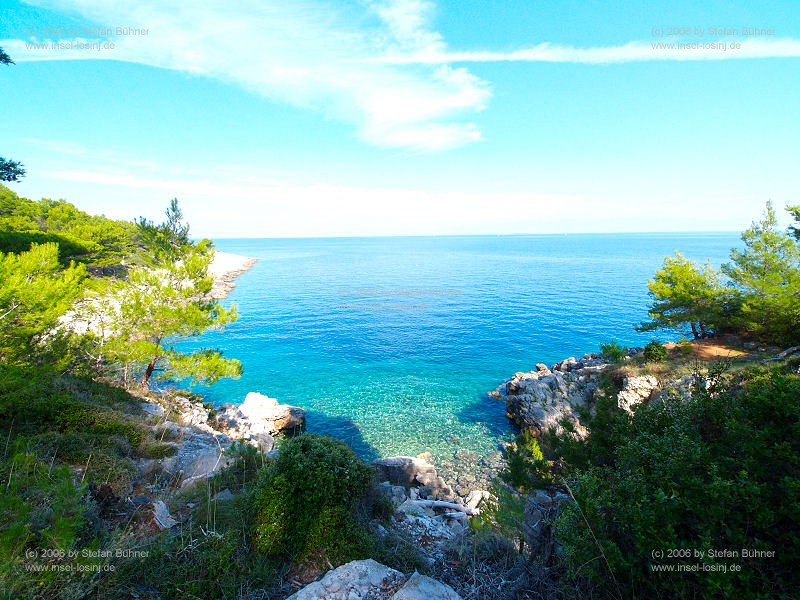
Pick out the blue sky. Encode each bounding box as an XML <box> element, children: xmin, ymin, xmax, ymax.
<box><xmin>1</xmin><ymin>0</ymin><xmax>798</xmax><ymax>237</ymax></box>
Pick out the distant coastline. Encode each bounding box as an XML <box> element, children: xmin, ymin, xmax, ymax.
<box><xmin>209</xmin><ymin>250</ymin><xmax>258</xmax><ymax>299</ymax></box>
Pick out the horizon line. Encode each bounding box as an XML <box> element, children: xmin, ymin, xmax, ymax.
<box><xmin>204</xmin><ymin>230</ymin><xmax>743</xmax><ymax>242</ymax></box>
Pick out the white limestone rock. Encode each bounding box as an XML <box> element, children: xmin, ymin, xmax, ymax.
<box><xmin>287</xmin><ymin>559</ymin><xmax>405</xmax><ymax>600</ymax></box>
<box><xmin>392</xmin><ymin>572</ymin><xmax>462</xmax><ymax>599</ymax></box>
<box><xmin>617</xmin><ymin>375</ymin><xmax>659</xmax><ymax>413</ymax></box>
<box><xmin>216</xmin><ymin>392</ymin><xmax>305</xmax><ymax>442</ymax></box>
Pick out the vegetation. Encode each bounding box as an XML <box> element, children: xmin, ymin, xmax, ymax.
<box><xmin>639</xmin><ymin>201</ymin><xmax>800</xmax><ymax>345</ymax></box>
<box><xmin>251</xmin><ymin>434</ymin><xmax>375</xmax><ymax>567</ymax></box>
<box><xmin>501</xmin><ymin>432</ymin><xmax>554</xmax><ymax>492</ymax></box>
<box><xmin>599</xmin><ymin>340</ymin><xmax>627</xmax><ymax>363</ymax></box>
<box><xmin>0</xmin><ymin>243</ymin><xmax>85</xmax><ymax>361</ymax></box>
<box><xmin>636</xmin><ymin>252</ymin><xmax>728</xmax><ymax>339</ymax></box>
<box><xmin>552</xmin><ymin>362</ymin><xmax>800</xmax><ymax>598</ymax></box>
<box><xmin>0</xmin><ymin>189</ymin><xmax>254</xmax><ymax>597</ymax></box>
<box><xmin>642</xmin><ymin>339</ymin><xmax>668</xmax><ymax>363</ymax></box>
<box><xmin>1</xmin><ymin>185</ymin><xmax>139</xmax><ymax>267</ymax></box>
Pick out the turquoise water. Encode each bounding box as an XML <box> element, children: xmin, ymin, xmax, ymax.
<box><xmin>176</xmin><ymin>233</ymin><xmax>739</xmax><ymax>462</ymax></box>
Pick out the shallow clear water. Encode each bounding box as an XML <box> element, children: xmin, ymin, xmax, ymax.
<box><xmin>175</xmin><ymin>233</ymin><xmax>739</xmax><ymax>462</ymax></box>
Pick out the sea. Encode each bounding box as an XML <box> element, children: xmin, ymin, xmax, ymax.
<box><xmin>175</xmin><ymin>233</ymin><xmax>739</xmax><ymax>466</ymax></box>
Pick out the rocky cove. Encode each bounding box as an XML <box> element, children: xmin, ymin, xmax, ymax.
<box><xmin>125</xmin><ymin>253</ymin><xmax>789</xmax><ymax>598</ymax></box>
<box><xmin>123</xmin><ymin>342</ymin><xmax>690</xmax><ymax>595</ymax></box>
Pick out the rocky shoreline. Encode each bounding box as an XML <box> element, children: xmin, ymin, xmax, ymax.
<box><xmin>490</xmin><ymin>348</ymin><xmax>693</xmax><ymax>440</ymax></box>
<box><xmin>209</xmin><ymin>250</ymin><xmax>258</xmax><ymax>299</ymax></box>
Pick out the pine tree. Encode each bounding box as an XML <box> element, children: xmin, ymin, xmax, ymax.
<box><xmin>0</xmin><ymin>243</ymin><xmax>85</xmax><ymax>359</ymax></box>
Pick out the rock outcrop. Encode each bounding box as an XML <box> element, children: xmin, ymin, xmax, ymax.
<box><xmin>215</xmin><ymin>392</ymin><xmax>305</xmax><ymax>446</ymax></box>
<box><xmin>616</xmin><ymin>375</ymin><xmax>659</xmax><ymax>413</ymax></box>
<box><xmin>373</xmin><ymin>456</ymin><xmax>454</xmax><ymax>500</ymax></box>
<box><xmin>287</xmin><ymin>559</ymin><xmax>461</xmax><ymax>600</ymax></box>
<box><xmin>495</xmin><ymin>348</ymin><xmax>715</xmax><ymax>439</ymax></box>
<box><xmin>140</xmin><ymin>391</ymin><xmax>304</xmax><ymax>490</ymax></box>
<box><xmin>499</xmin><ymin>361</ymin><xmax>600</xmax><ymax>438</ymax></box>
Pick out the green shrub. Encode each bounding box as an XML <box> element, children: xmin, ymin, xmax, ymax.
<box><xmin>251</xmin><ymin>434</ymin><xmax>374</xmax><ymax>566</ymax></box>
<box><xmin>643</xmin><ymin>339</ymin><xmax>668</xmax><ymax>362</ymax></box>
<box><xmin>555</xmin><ymin>366</ymin><xmax>800</xmax><ymax>597</ymax></box>
<box><xmin>599</xmin><ymin>340</ymin><xmax>627</xmax><ymax>363</ymax></box>
<box><xmin>502</xmin><ymin>432</ymin><xmax>553</xmax><ymax>492</ymax></box>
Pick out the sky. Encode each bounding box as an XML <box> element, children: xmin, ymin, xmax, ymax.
<box><xmin>0</xmin><ymin>0</ymin><xmax>799</xmax><ymax>238</ymax></box>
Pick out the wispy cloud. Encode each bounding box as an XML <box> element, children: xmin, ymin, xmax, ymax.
<box><xmin>365</xmin><ymin>38</ymin><xmax>800</xmax><ymax>65</ymax></box>
<box><xmin>4</xmin><ymin>0</ymin><xmax>490</xmax><ymax>152</ymax></box>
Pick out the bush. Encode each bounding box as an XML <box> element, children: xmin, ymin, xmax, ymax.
<box><xmin>599</xmin><ymin>341</ymin><xmax>627</xmax><ymax>363</ymax></box>
<box><xmin>251</xmin><ymin>434</ymin><xmax>374</xmax><ymax>566</ymax></box>
<box><xmin>643</xmin><ymin>339</ymin><xmax>668</xmax><ymax>363</ymax></box>
<box><xmin>502</xmin><ymin>432</ymin><xmax>553</xmax><ymax>492</ymax></box>
<box><xmin>555</xmin><ymin>366</ymin><xmax>800</xmax><ymax>597</ymax></box>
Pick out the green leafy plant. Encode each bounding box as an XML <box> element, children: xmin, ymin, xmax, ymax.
<box><xmin>643</xmin><ymin>340</ymin><xmax>668</xmax><ymax>363</ymax></box>
<box><xmin>251</xmin><ymin>434</ymin><xmax>374</xmax><ymax>567</ymax></box>
<box><xmin>502</xmin><ymin>432</ymin><xmax>554</xmax><ymax>492</ymax></box>
<box><xmin>599</xmin><ymin>340</ymin><xmax>627</xmax><ymax>364</ymax></box>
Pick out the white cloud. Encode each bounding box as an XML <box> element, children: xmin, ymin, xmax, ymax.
<box><xmin>30</xmin><ymin>160</ymin><xmax>585</xmax><ymax>237</ymax></box>
<box><xmin>4</xmin><ymin>0</ymin><xmax>490</xmax><ymax>151</ymax></box>
<box><xmin>365</xmin><ymin>38</ymin><xmax>800</xmax><ymax>65</ymax></box>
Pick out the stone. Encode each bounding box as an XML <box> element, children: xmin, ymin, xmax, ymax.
<box><xmin>128</xmin><ymin>495</ymin><xmax>151</xmax><ymax>506</ymax></box>
<box><xmin>287</xmin><ymin>559</ymin><xmax>405</xmax><ymax>600</ymax></box>
<box><xmin>397</xmin><ymin>499</ymin><xmax>429</xmax><ymax>518</ymax></box>
<box><xmin>160</xmin><ymin>428</ymin><xmax>231</xmax><ymax>489</ymax></box>
<box><xmin>617</xmin><ymin>375</ymin><xmax>659</xmax><ymax>413</ymax></box>
<box><xmin>372</xmin><ymin>456</ymin><xmax>448</xmax><ymax>494</ymax></box>
<box><xmin>152</xmin><ymin>500</ymin><xmax>177</xmax><ymax>530</ymax></box>
<box><xmin>503</xmin><ymin>369</ymin><xmax>595</xmax><ymax>438</ymax></box>
<box><xmin>378</xmin><ymin>481</ymin><xmax>408</xmax><ymax>506</ymax></box>
<box><xmin>464</xmin><ymin>490</ymin><xmax>491</xmax><ymax>510</ymax></box>
<box><xmin>251</xmin><ymin>431</ymin><xmax>275</xmax><ymax>453</ymax></box>
<box><xmin>216</xmin><ymin>392</ymin><xmax>305</xmax><ymax>442</ymax></box>
<box><xmin>392</xmin><ymin>572</ymin><xmax>462</xmax><ymax>599</ymax></box>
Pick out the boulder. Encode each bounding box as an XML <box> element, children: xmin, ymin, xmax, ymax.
<box><xmin>372</xmin><ymin>456</ymin><xmax>453</xmax><ymax>500</ymax></box>
<box><xmin>392</xmin><ymin>572</ymin><xmax>462</xmax><ymax>599</ymax></box>
<box><xmin>617</xmin><ymin>375</ymin><xmax>659</xmax><ymax>413</ymax></box>
<box><xmin>502</xmin><ymin>369</ymin><xmax>596</xmax><ymax>438</ymax></box>
<box><xmin>216</xmin><ymin>392</ymin><xmax>305</xmax><ymax>442</ymax></box>
<box><xmin>152</xmin><ymin>500</ymin><xmax>177</xmax><ymax>530</ymax></box>
<box><xmin>377</xmin><ymin>481</ymin><xmax>408</xmax><ymax>506</ymax></box>
<box><xmin>153</xmin><ymin>427</ymin><xmax>231</xmax><ymax>489</ymax></box>
<box><xmin>287</xmin><ymin>559</ymin><xmax>405</xmax><ymax>600</ymax></box>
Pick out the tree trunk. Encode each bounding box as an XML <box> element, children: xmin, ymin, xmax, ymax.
<box><xmin>141</xmin><ymin>339</ymin><xmax>162</xmax><ymax>387</ymax></box>
<box><xmin>691</xmin><ymin>322</ymin><xmax>699</xmax><ymax>339</ymax></box>
<box><xmin>699</xmin><ymin>321</ymin><xmax>708</xmax><ymax>338</ymax></box>
<box><xmin>142</xmin><ymin>357</ymin><xmax>157</xmax><ymax>387</ymax></box>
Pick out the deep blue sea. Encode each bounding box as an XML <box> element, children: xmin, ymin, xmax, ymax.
<box><xmin>176</xmin><ymin>233</ymin><xmax>739</xmax><ymax>463</ymax></box>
